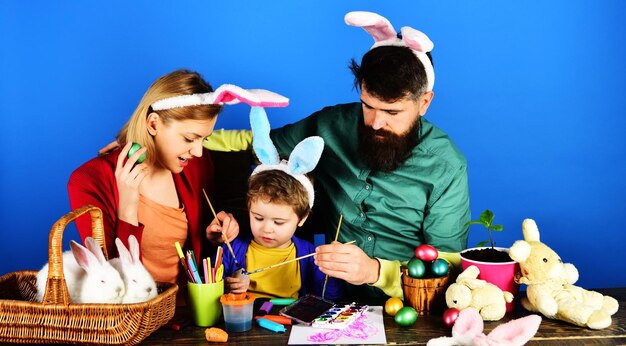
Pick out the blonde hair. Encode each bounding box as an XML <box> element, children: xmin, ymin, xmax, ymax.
<box><xmin>117</xmin><ymin>69</ymin><xmax>222</xmax><ymax>165</ymax></box>
<box><xmin>247</xmin><ymin>170</ymin><xmax>311</xmax><ymax>220</ymax></box>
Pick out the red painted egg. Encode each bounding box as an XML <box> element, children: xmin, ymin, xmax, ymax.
<box><xmin>443</xmin><ymin>308</ymin><xmax>460</xmax><ymax>327</ymax></box>
<box><xmin>415</xmin><ymin>244</ymin><xmax>438</xmax><ymax>261</ymax></box>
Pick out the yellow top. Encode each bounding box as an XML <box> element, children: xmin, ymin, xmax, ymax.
<box><xmin>246</xmin><ymin>240</ymin><xmax>301</xmax><ymax>299</ymax></box>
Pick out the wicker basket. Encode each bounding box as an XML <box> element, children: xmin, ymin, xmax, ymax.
<box><xmin>0</xmin><ymin>205</ymin><xmax>178</xmax><ymax>345</ymax></box>
<box><xmin>401</xmin><ymin>268</ymin><xmax>450</xmax><ymax>315</ymax></box>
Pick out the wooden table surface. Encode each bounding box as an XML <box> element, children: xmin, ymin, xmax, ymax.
<box><xmin>138</xmin><ymin>288</ymin><xmax>626</xmax><ymax>345</ymax></box>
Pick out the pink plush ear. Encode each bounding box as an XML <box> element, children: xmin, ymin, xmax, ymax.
<box><xmin>400</xmin><ymin>26</ymin><xmax>434</xmax><ymax>53</ymax></box>
<box><xmin>451</xmin><ymin>308</ymin><xmax>485</xmax><ymax>341</ymax></box>
<box><xmin>344</xmin><ymin>11</ymin><xmax>397</xmax><ymax>42</ymax></box>
<box><xmin>211</xmin><ymin>84</ymin><xmax>289</xmax><ymax>108</ymax></box>
<box><xmin>483</xmin><ymin>314</ymin><xmax>542</xmax><ymax>344</ymax></box>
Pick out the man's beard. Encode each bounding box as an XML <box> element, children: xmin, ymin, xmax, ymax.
<box><xmin>357</xmin><ymin>118</ymin><xmax>421</xmax><ymax>173</ymax></box>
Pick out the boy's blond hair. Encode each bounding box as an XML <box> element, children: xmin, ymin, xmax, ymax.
<box><xmin>247</xmin><ymin>170</ymin><xmax>311</xmax><ymax>220</ymax></box>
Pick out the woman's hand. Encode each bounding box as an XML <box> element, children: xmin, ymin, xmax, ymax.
<box><xmin>314</xmin><ymin>242</ymin><xmax>381</xmax><ymax>285</ymax></box>
<box><xmin>206</xmin><ymin>211</ymin><xmax>240</xmax><ymax>245</ymax></box>
<box><xmin>115</xmin><ymin>142</ymin><xmax>148</xmax><ymax>226</ymax></box>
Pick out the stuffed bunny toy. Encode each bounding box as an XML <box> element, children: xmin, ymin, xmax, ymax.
<box><xmin>108</xmin><ymin>235</ymin><xmax>158</xmax><ymax>304</ymax></box>
<box><xmin>445</xmin><ymin>265</ymin><xmax>514</xmax><ymax>321</ymax></box>
<box><xmin>427</xmin><ymin>308</ymin><xmax>542</xmax><ymax>346</ymax></box>
<box><xmin>509</xmin><ymin>219</ymin><xmax>619</xmax><ymax>329</ymax></box>
<box><xmin>36</xmin><ymin>237</ymin><xmax>125</xmax><ymax>304</ymax></box>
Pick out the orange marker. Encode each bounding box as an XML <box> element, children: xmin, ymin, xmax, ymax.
<box><xmin>254</xmin><ymin>315</ymin><xmax>292</xmax><ymax>325</ymax></box>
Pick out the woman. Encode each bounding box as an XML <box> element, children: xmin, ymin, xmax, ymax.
<box><xmin>68</xmin><ymin>69</ymin><xmax>239</xmax><ymax>285</ymax></box>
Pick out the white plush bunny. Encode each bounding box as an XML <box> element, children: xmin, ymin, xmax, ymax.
<box><xmin>427</xmin><ymin>308</ymin><xmax>542</xmax><ymax>346</ymax></box>
<box><xmin>36</xmin><ymin>237</ymin><xmax>125</xmax><ymax>304</ymax></box>
<box><xmin>109</xmin><ymin>235</ymin><xmax>158</xmax><ymax>304</ymax></box>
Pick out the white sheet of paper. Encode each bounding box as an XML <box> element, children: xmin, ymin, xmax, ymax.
<box><xmin>287</xmin><ymin>306</ymin><xmax>387</xmax><ymax>345</ymax></box>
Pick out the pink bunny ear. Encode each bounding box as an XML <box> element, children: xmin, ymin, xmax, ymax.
<box><xmin>400</xmin><ymin>26</ymin><xmax>434</xmax><ymax>53</ymax></box>
<box><xmin>127</xmin><ymin>235</ymin><xmax>141</xmax><ymax>262</ymax></box>
<box><xmin>451</xmin><ymin>308</ymin><xmax>485</xmax><ymax>342</ymax></box>
<box><xmin>70</xmin><ymin>240</ymin><xmax>99</xmax><ymax>271</ymax></box>
<box><xmin>151</xmin><ymin>84</ymin><xmax>289</xmax><ymax>110</ymax></box>
<box><xmin>211</xmin><ymin>84</ymin><xmax>289</xmax><ymax>107</ymax></box>
<box><xmin>484</xmin><ymin>314</ymin><xmax>542</xmax><ymax>345</ymax></box>
<box><xmin>345</xmin><ymin>11</ymin><xmax>397</xmax><ymax>43</ymax></box>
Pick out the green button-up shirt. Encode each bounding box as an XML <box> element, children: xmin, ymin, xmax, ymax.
<box><xmin>271</xmin><ymin>103</ymin><xmax>470</xmax><ymax>270</ymax></box>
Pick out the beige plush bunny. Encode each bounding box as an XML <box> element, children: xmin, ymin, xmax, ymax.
<box><xmin>509</xmin><ymin>219</ymin><xmax>619</xmax><ymax>329</ymax></box>
<box><xmin>445</xmin><ymin>265</ymin><xmax>514</xmax><ymax>321</ymax></box>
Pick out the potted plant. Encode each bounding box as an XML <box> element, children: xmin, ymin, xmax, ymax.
<box><xmin>460</xmin><ymin>209</ymin><xmax>519</xmax><ymax>312</ymax></box>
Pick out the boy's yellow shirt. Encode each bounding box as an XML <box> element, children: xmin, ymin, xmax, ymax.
<box><xmin>246</xmin><ymin>240</ymin><xmax>301</xmax><ymax>299</ymax></box>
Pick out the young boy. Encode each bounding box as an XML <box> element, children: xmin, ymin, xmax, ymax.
<box><xmin>221</xmin><ymin>107</ymin><xmax>343</xmax><ymax>300</ymax></box>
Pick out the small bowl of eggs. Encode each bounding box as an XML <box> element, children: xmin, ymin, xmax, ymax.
<box><xmin>401</xmin><ymin>244</ymin><xmax>451</xmax><ymax>315</ymax></box>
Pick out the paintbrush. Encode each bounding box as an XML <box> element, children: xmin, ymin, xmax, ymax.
<box><xmin>202</xmin><ymin>188</ymin><xmax>248</xmax><ymax>274</ymax></box>
<box><xmin>246</xmin><ymin>240</ymin><xmax>356</xmax><ymax>276</ymax></box>
<box><xmin>322</xmin><ymin>214</ymin><xmax>343</xmax><ymax>299</ymax></box>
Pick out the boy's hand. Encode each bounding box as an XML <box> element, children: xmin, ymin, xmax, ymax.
<box><xmin>225</xmin><ymin>271</ymin><xmax>250</xmax><ymax>293</ymax></box>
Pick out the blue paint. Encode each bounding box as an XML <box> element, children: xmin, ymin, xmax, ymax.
<box><xmin>225</xmin><ymin>320</ymin><xmax>252</xmax><ymax>333</ymax></box>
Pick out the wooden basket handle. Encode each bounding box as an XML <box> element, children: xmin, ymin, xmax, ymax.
<box><xmin>42</xmin><ymin>205</ymin><xmax>107</xmax><ymax>306</ymax></box>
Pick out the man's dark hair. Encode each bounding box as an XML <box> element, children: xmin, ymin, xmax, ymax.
<box><xmin>349</xmin><ymin>45</ymin><xmax>433</xmax><ymax>101</ymax></box>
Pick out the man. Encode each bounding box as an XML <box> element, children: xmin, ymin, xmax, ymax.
<box><xmin>206</xmin><ymin>11</ymin><xmax>470</xmax><ymax>298</ymax></box>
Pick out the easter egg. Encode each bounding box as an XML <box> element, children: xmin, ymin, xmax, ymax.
<box><xmin>430</xmin><ymin>258</ymin><xmax>449</xmax><ymax>277</ymax></box>
<box><xmin>406</xmin><ymin>258</ymin><xmax>426</xmax><ymax>278</ymax></box>
<box><xmin>128</xmin><ymin>142</ymin><xmax>146</xmax><ymax>163</ymax></box>
<box><xmin>415</xmin><ymin>244</ymin><xmax>438</xmax><ymax>261</ymax></box>
<box><xmin>394</xmin><ymin>306</ymin><xmax>418</xmax><ymax>327</ymax></box>
<box><xmin>443</xmin><ymin>308</ymin><xmax>460</xmax><ymax>327</ymax></box>
<box><xmin>384</xmin><ymin>297</ymin><xmax>404</xmax><ymax>316</ymax></box>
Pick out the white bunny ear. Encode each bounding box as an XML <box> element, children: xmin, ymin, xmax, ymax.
<box><xmin>70</xmin><ymin>240</ymin><xmax>99</xmax><ymax>271</ymax></box>
<box><xmin>288</xmin><ymin>136</ymin><xmax>324</xmax><ymax>175</ymax></box>
<box><xmin>115</xmin><ymin>238</ymin><xmax>133</xmax><ymax>264</ymax></box>
<box><xmin>485</xmin><ymin>314</ymin><xmax>542</xmax><ymax>344</ymax></box>
<box><xmin>251</xmin><ymin>106</ymin><xmax>280</xmax><ymax>165</ymax></box>
<box><xmin>127</xmin><ymin>235</ymin><xmax>141</xmax><ymax>262</ymax></box>
<box><xmin>345</xmin><ymin>11</ymin><xmax>397</xmax><ymax>43</ymax></box>
<box><xmin>84</xmin><ymin>237</ymin><xmax>106</xmax><ymax>264</ymax></box>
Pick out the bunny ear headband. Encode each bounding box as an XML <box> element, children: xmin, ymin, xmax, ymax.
<box><xmin>427</xmin><ymin>308</ymin><xmax>542</xmax><ymax>346</ymax></box>
<box><xmin>345</xmin><ymin>11</ymin><xmax>435</xmax><ymax>92</ymax></box>
<box><xmin>151</xmin><ymin>84</ymin><xmax>289</xmax><ymax>111</ymax></box>
<box><xmin>250</xmin><ymin>107</ymin><xmax>324</xmax><ymax>208</ymax></box>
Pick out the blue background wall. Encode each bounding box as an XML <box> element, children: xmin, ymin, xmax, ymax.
<box><xmin>1</xmin><ymin>1</ymin><xmax>625</xmax><ymax>289</ymax></box>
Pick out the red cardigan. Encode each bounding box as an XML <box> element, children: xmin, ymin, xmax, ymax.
<box><xmin>68</xmin><ymin>148</ymin><xmax>215</xmax><ymax>265</ymax></box>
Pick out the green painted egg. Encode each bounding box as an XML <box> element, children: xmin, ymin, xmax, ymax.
<box><xmin>407</xmin><ymin>257</ymin><xmax>426</xmax><ymax>278</ymax></box>
<box><xmin>128</xmin><ymin>142</ymin><xmax>146</xmax><ymax>163</ymax></box>
<box><xmin>430</xmin><ymin>258</ymin><xmax>449</xmax><ymax>277</ymax></box>
<box><xmin>394</xmin><ymin>306</ymin><xmax>418</xmax><ymax>327</ymax></box>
